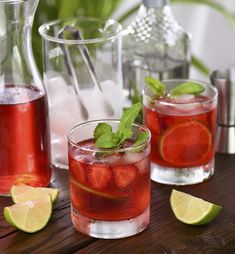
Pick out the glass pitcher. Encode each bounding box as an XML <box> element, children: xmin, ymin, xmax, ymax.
<box><xmin>39</xmin><ymin>18</ymin><xmax>123</xmax><ymax>169</ymax></box>
<box><xmin>0</xmin><ymin>0</ymin><xmax>51</xmax><ymax>195</ymax></box>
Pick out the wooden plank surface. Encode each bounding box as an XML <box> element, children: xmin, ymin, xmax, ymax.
<box><xmin>0</xmin><ymin>153</ymin><xmax>235</xmax><ymax>254</ymax></box>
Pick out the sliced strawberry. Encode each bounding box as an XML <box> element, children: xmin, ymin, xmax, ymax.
<box><xmin>70</xmin><ymin>159</ymin><xmax>87</xmax><ymax>184</ymax></box>
<box><xmin>113</xmin><ymin>165</ymin><xmax>138</xmax><ymax>188</ymax></box>
<box><xmin>88</xmin><ymin>164</ymin><xmax>112</xmax><ymax>190</ymax></box>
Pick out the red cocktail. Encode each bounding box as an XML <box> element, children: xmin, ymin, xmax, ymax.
<box><xmin>68</xmin><ymin>120</ymin><xmax>151</xmax><ymax>239</ymax></box>
<box><xmin>0</xmin><ymin>85</ymin><xmax>51</xmax><ymax>195</ymax></box>
<box><xmin>143</xmin><ymin>79</ymin><xmax>217</xmax><ymax>185</ymax></box>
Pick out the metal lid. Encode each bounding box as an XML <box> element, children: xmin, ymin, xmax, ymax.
<box><xmin>142</xmin><ymin>0</ymin><xmax>169</xmax><ymax>8</ymax></box>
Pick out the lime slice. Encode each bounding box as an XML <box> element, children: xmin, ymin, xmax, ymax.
<box><xmin>4</xmin><ymin>195</ymin><xmax>52</xmax><ymax>233</ymax></box>
<box><xmin>160</xmin><ymin>121</ymin><xmax>211</xmax><ymax>167</ymax></box>
<box><xmin>170</xmin><ymin>189</ymin><xmax>222</xmax><ymax>225</ymax></box>
<box><xmin>70</xmin><ymin>176</ymin><xmax>127</xmax><ymax>200</ymax></box>
<box><xmin>11</xmin><ymin>185</ymin><xmax>59</xmax><ymax>204</ymax></box>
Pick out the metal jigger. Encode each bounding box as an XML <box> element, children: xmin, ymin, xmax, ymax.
<box><xmin>210</xmin><ymin>69</ymin><xmax>235</xmax><ymax>154</ymax></box>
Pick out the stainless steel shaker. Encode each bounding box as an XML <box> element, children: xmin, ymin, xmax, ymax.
<box><xmin>210</xmin><ymin>69</ymin><xmax>235</xmax><ymax>154</ymax></box>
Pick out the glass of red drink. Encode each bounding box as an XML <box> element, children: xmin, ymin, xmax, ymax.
<box><xmin>68</xmin><ymin>120</ymin><xmax>151</xmax><ymax>239</ymax></box>
<box><xmin>143</xmin><ymin>79</ymin><xmax>218</xmax><ymax>185</ymax></box>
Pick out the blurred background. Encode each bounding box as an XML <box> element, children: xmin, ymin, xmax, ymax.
<box><xmin>33</xmin><ymin>0</ymin><xmax>235</xmax><ymax>81</ymax></box>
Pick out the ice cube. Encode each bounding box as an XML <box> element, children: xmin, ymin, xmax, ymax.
<box><xmin>79</xmin><ymin>87</ymin><xmax>108</xmax><ymax>120</ymax></box>
<box><xmin>173</xmin><ymin>94</ymin><xmax>195</xmax><ymax>103</ymax></box>
<box><xmin>45</xmin><ymin>75</ymin><xmax>84</xmax><ymax>123</ymax></box>
<box><xmin>163</xmin><ymin>95</ymin><xmax>203</xmax><ymax>116</ymax></box>
<box><xmin>122</xmin><ymin>151</ymin><xmax>146</xmax><ymax>165</ymax></box>
<box><xmin>79</xmin><ymin>80</ymin><xmax>123</xmax><ymax>120</ymax></box>
<box><xmin>51</xmin><ymin>135</ymin><xmax>68</xmax><ymax>167</ymax></box>
<box><xmin>44</xmin><ymin>74</ymin><xmax>84</xmax><ymax>121</ymax></box>
<box><xmin>100</xmin><ymin>80</ymin><xmax>123</xmax><ymax>118</ymax></box>
<box><xmin>103</xmin><ymin>154</ymin><xmax>123</xmax><ymax>166</ymax></box>
<box><xmin>44</xmin><ymin>74</ymin><xmax>69</xmax><ymax>107</ymax></box>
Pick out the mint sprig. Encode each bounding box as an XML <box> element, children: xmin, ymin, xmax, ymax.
<box><xmin>145</xmin><ymin>77</ymin><xmax>205</xmax><ymax>97</ymax></box>
<box><xmin>93</xmin><ymin>103</ymin><xmax>148</xmax><ymax>150</ymax></box>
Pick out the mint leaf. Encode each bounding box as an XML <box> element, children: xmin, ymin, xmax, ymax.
<box><xmin>133</xmin><ymin>132</ymin><xmax>149</xmax><ymax>148</ymax></box>
<box><xmin>170</xmin><ymin>82</ymin><xmax>205</xmax><ymax>97</ymax></box>
<box><xmin>115</xmin><ymin>129</ymin><xmax>133</xmax><ymax>146</ymax></box>
<box><xmin>93</xmin><ymin>103</ymin><xmax>142</xmax><ymax>149</ymax></box>
<box><xmin>145</xmin><ymin>77</ymin><xmax>166</xmax><ymax>97</ymax></box>
<box><xmin>95</xmin><ymin>133</ymin><xmax>117</xmax><ymax>148</ymax></box>
<box><xmin>118</xmin><ymin>102</ymin><xmax>142</xmax><ymax>131</ymax></box>
<box><xmin>94</xmin><ymin>123</ymin><xmax>112</xmax><ymax>140</ymax></box>
<box><xmin>114</xmin><ymin>103</ymin><xmax>141</xmax><ymax>145</ymax></box>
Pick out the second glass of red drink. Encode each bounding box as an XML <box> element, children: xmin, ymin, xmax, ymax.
<box><xmin>143</xmin><ymin>79</ymin><xmax>218</xmax><ymax>185</ymax></box>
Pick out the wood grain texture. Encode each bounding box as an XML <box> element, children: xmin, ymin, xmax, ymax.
<box><xmin>1</xmin><ymin>154</ymin><xmax>235</xmax><ymax>254</ymax></box>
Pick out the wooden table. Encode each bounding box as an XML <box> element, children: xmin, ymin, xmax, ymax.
<box><xmin>1</xmin><ymin>153</ymin><xmax>235</xmax><ymax>254</ymax></box>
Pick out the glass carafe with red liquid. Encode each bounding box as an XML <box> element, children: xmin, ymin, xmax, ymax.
<box><xmin>0</xmin><ymin>0</ymin><xmax>51</xmax><ymax>195</ymax></box>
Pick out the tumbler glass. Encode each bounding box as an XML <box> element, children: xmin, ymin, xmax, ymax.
<box><xmin>39</xmin><ymin>18</ymin><xmax>123</xmax><ymax>168</ymax></box>
<box><xmin>143</xmin><ymin>79</ymin><xmax>218</xmax><ymax>185</ymax></box>
<box><xmin>68</xmin><ymin>120</ymin><xmax>151</xmax><ymax>239</ymax></box>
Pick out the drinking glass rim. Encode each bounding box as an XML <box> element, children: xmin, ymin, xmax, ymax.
<box><xmin>143</xmin><ymin>78</ymin><xmax>218</xmax><ymax>106</ymax></box>
<box><xmin>68</xmin><ymin>119</ymin><xmax>151</xmax><ymax>153</ymax></box>
<box><xmin>39</xmin><ymin>17</ymin><xmax>122</xmax><ymax>45</ymax></box>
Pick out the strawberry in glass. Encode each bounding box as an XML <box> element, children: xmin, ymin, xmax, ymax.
<box><xmin>143</xmin><ymin>78</ymin><xmax>218</xmax><ymax>185</ymax></box>
<box><xmin>68</xmin><ymin>103</ymin><xmax>151</xmax><ymax>239</ymax></box>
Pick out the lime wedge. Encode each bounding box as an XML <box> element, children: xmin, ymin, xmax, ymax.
<box><xmin>170</xmin><ymin>189</ymin><xmax>222</xmax><ymax>225</ymax></box>
<box><xmin>4</xmin><ymin>195</ymin><xmax>52</xmax><ymax>233</ymax></box>
<box><xmin>10</xmin><ymin>185</ymin><xmax>59</xmax><ymax>203</ymax></box>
